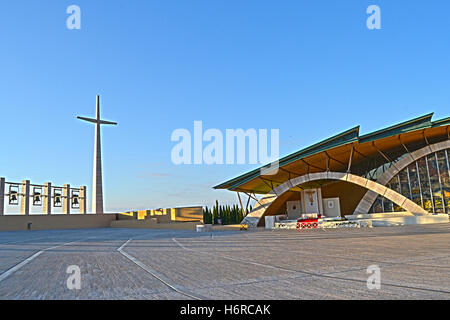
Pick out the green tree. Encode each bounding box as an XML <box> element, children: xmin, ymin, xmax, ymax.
<box><xmin>212</xmin><ymin>204</ymin><xmax>218</xmax><ymax>225</ymax></box>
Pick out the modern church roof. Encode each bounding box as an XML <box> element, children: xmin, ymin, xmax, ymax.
<box><xmin>214</xmin><ymin>113</ymin><xmax>450</xmax><ymax>194</ymax></box>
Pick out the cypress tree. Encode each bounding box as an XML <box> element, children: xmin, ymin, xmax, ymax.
<box><xmin>212</xmin><ymin>205</ymin><xmax>217</xmax><ymax>224</ymax></box>
<box><xmin>209</xmin><ymin>207</ymin><xmax>213</xmax><ymax>224</ymax></box>
<box><xmin>204</xmin><ymin>201</ymin><xmax>255</xmax><ymax>224</ymax></box>
<box><xmin>208</xmin><ymin>206</ymin><xmax>213</xmax><ymax>224</ymax></box>
<box><xmin>203</xmin><ymin>207</ymin><xmax>207</xmax><ymax>223</ymax></box>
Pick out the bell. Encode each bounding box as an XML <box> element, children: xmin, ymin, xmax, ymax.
<box><xmin>54</xmin><ymin>196</ymin><xmax>61</xmax><ymax>205</ymax></box>
<box><xmin>72</xmin><ymin>197</ymin><xmax>79</xmax><ymax>205</ymax></box>
<box><xmin>33</xmin><ymin>195</ymin><xmax>41</xmax><ymax>205</ymax></box>
<box><xmin>9</xmin><ymin>193</ymin><xmax>18</xmax><ymax>204</ymax></box>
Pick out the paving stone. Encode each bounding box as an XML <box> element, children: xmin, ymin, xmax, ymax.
<box><xmin>0</xmin><ymin>224</ymin><xmax>448</xmax><ymax>299</ymax></box>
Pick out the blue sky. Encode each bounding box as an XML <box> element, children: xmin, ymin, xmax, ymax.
<box><xmin>0</xmin><ymin>1</ymin><xmax>449</xmax><ymax>212</ymax></box>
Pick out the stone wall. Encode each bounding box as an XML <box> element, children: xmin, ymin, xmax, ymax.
<box><xmin>118</xmin><ymin>206</ymin><xmax>203</xmax><ymax>223</ymax></box>
<box><xmin>0</xmin><ymin>214</ymin><xmax>117</xmax><ymax>231</ymax></box>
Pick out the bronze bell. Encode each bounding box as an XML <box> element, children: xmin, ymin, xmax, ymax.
<box><xmin>33</xmin><ymin>195</ymin><xmax>41</xmax><ymax>205</ymax></box>
<box><xmin>9</xmin><ymin>193</ymin><xmax>18</xmax><ymax>204</ymax></box>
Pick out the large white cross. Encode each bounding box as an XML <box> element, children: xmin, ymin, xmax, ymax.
<box><xmin>77</xmin><ymin>95</ymin><xmax>117</xmax><ymax>214</ymax></box>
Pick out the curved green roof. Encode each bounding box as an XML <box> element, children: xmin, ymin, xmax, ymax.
<box><xmin>214</xmin><ymin>112</ymin><xmax>449</xmax><ymax>191</ymax></box>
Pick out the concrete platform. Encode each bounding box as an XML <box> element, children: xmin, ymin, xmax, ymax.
<box><xmin>345</xmin><ymin>212</ymin><xmax>415</xmax><ymax>220</ymax></box>
<box><xmin>370</xmin><ymin>214</ymin><xmax>449</xmax><ymax>227</ymax></box>
<box><xmin>345</xmin><ymin>213</ymin><xmax>449</xmax><ymax>227</ymax></box>
<box><xmin>0</xmin><ymin>224</ymin><xmax>449</xmax><ymax>299</ymax></box>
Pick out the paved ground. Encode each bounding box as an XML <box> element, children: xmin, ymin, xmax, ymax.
<box><xmin>0</xmin><ymin>223</ymin><xmax>449</xmax><ymax>299</ymax></box>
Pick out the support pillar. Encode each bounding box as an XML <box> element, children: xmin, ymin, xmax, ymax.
<box><xmin>20</xmin><ymin>180</ymin><xmax>30</xmax><ymax>215</ymax></box>
<box><xmin>0</xmin><ymin>177</ymin><xmax>5</xmax><ymax>215</ymax></box>
<box><xmin>317</xmin><ymin>188</ymin><xmax>324</xmax><ymax>215</ymax></box>
<box><xmin>347</xmin><ymin>145</ymin><xmax>354</xmax><ymax>173</ymax></box>
<box><xmin>80</xmin><ymin>186</ymin><xmax>87</xmax><ymax>214</ymax></box>
<box><xmin>245</xmin><ymin>194</ymin><xmax>251</xmax><ymax>215</ymax></box>
<box><xmin>43</xmin><ymin>182</ymin><xmax>52</xmax><ymax>215</ymax></box>
<box><xmin>63</xmin><ymin>184</ymin><xmax>70</xmax><ymax>214</ymax></box>
<box><xmin>237</xmin><ymin>192</ymin><xmax>244</xmax><ymax>215</ymax></box>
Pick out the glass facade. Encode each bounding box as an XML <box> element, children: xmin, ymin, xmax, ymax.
<box><xmin>370</xmin><ymin>148</ymin><xmax>450</xmax><ymax>215</ymax></box>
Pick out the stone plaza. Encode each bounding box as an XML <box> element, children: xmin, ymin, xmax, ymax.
<box><xmin>0</xmin><ymin>223</ymin><xmax>448</xmax><ymax>299</ymax></box>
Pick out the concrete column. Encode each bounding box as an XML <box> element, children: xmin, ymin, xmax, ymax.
<box><xmin>0</xmin><ymin>177</ymin><xmax>5</xmax><ymax>215</ymax></box>
<box><xmin>317</xmin><ymin>188</ymin><xmax>324</xmax><ymax>215</ymax></box>
<box><xmin>77</xmin><ymin>95</ymin><xmax>116</xmax><ymax>215</ymax></box>
<box><xmin>92</xmin><ymin>96</ymin><xmax>104</xmax><ymax>214</ymax></box>
<box><xmin>80</xmin><ymin>186</ymin><xmax>87</xmax><ymax>214</ymax></box>
<box><xmin>300</xmin><ymin>190</ymin><xmax>306</xmax><ymax>214</ymax></box>
<box><xmin>20</xmin><ymin>180</ymin><xmax>30</xmax><ymax>215</ymax></box>
<box><xmin>63</xmin><ymin>184</ymin><xmax>70</xmax><ymax>215</ymax></box>
<box><xmin>43</xmin><ymin>182</ymin><xmax>52</xmax><ymax>215</ymax></box>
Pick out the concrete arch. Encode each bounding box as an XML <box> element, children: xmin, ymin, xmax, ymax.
<box><xmin>353</xmin><ymin>139</ymin><xmax>450</xmax><ymax>215</ymax></box>
<box><xmin>241</xmin><ymin>171</ymin><xmax>429</xmax><ymax>227</ymax></box>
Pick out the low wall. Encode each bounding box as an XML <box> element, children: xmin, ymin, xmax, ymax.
<box><xmin>118</xmin><ymin>206</ymin><xmax>203</xmax><ymax>223</ymax></box>
<box><xmin>171</xmin><ymin>206</ymin><xmax>203</xmax><ymax>222</ymax></box>
<box><xmin>110</xmin><ymin>219</ymin><xmax>200</xmax><ymax>230</ymax></box>
<box><xmin>371</xmin><ymin>214</ymin><xmax>449</xmax><ymax>227</ymax></box>
<box><xmin>0</xmin><ymin>214</ymin><xmax>117</xmax><ymax>231</ymax></box>
<box><xmin>345</xmin><ymin>212</ymin><xmax>415</xmax><ymax>220</ymax></box>
<box><xmin>210</xmin><ymin>224</ymin><xmax>243</xmax><ymax>231</ymax></box>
